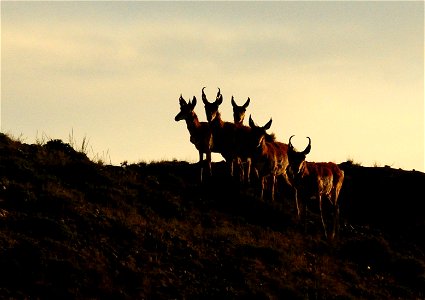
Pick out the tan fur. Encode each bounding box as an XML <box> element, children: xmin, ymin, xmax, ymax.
<box><xmin>248</xmin><ymin>116</ymin><xmax>291</xmax><ymax>201</ymax></box>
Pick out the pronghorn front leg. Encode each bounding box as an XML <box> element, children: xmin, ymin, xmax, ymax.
<box><xmin>294</xmin><ymin>188</ymin><xmax>301</xmax><ymax>220</ymax></box>
<box><xmin>270</xmin><ymin>174</ymin><xmax>277</xmax><ymax>201</ymax></box>
<box><xmin>198</xmin><ymin>151</ymin><xmax>204</xmax><ymax>183</ymax></box>
<box><xmin>206</xmin><ymin>150</ymin><xmax>212</xmax><ymax>178</ymax></box>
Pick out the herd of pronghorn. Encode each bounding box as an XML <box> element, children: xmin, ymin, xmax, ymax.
<box><xmin>175</xmin><ymin>87</ymin><xmax>344</xmax><ymax>240</ymax></box>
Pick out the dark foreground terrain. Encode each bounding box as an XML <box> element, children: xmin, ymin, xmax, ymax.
<box><xmin>0</xmin><ymin>133</ymin><xmax>424</xmax><ymax>299</ymax></box>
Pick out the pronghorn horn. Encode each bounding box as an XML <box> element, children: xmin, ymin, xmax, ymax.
<box><xmin>263</xmin><ymin>118</ymin><xmax>272</xmax><ymax>130</ymax></box>
<box><xmin>191</xmin><ymin>96</ymin><xmax>197</xmax><ymax>108</ymax></box>
<box><xmin>243</xmin><ymin>97</ymin><xmax>250</xmax><ymax>108</ymax></box>
<box><xmin>231</xmin><ymin>96</ymin><xmax>237</xmax><ymax>107</ymax></box>
<box><xmin>179</xmin><ymin>94</ymin><xmax>186</xmax><ymax>106</ymax></box>
<box><xmin>289</xmin><ymin>135</ymin><xmax>295</xmax><ymax>150</ymax></box>
<box><xmin>303</xmin><ymin>137</ymin><xmax>312</xmax><ymax>155</ymax></box>
<box><xmin>202</xmin><ymin>87</ymin><xmax>209</xmax><ymax>104</ymax></box>
<box><xmin>215</xmin><ymin>87</ymin><xmax>223</xmax><ymax>105</ymax></box>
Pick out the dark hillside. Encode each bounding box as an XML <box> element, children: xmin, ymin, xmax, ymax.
<box><xmin>0</xmin><ymin>133</ymin><xmax>424</xmax><ymax>299</ymax></box>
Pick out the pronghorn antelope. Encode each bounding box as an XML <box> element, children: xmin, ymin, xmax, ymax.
<box><xmin>174</xmin><ymin>95</ymin><xmax>213</xmax><ymax>182</ymax></box>
<box><xmin>201</xmin><ymin>87</ymin><xmax>239</xmax><ymax>177</ymax></box>
<box><xmin>231</xmin><ymin>96</ymin><xmax>252</xmax><ymax>183</ymax></box>
<box><xmin>286</xmin><ymin>135</ymin><xmax>344</xmax><ymax>240</ymax></box>
<box><xmin>248</xmin><ymin>115</ymin><xmax>290</xmax><ymax>201</ymax></box>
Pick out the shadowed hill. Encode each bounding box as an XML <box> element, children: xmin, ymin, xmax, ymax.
<box><xmin>0</xmin><ymin>133</ymin><xmax>424</xmax><ymax>299</ymax></box>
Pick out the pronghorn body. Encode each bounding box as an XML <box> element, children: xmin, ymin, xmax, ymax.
<box><xmin>287</xmin><ymin>136</ymin><xmax>344</xmax><ymax>240</ymax></box>
<box><xmin>231</xmin><ymin>96</ymin><xmax>252</xmax><ymax>183</ymax></box>
<box><xmin>248</xmin><ymin>116</ymin><xmax>290</xmax><ymax>201</ymax></box>
<box><xmin>175</xmin><ymin>95</ymin><xmax>213</xmax><ymax>182</ymax></box>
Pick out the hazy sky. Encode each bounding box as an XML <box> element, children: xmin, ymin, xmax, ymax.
<box><xmin>1</xmin><ymin>1</ymin><xmax>424</xmax><ymax>171</ymax></box>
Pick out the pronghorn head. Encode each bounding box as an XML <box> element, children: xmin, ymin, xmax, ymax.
<box><xmin>231</xmin><ymin>96</ymin><xmax>250</xmax><ymax>125</ymax></box>
<box><xmin>175</xmin><ymin>95</ymin><xmax>197</xmax><ymax>121</ymax></box>
<box><xmin>287</xmin><ymin>135</ymin><xmax>311</xmax><ymax>177</ymax></box>
<box><xmin>248</xmin><ymin>115</ymin><xmax>273</xmax><ymax>150</ymax></box>
<box><xmin>202</xmin><ymin>87</ymin><xmax>223</xmax><ymax>123</ymax></box>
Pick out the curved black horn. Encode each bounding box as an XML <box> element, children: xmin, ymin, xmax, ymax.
<box><xmin>191</xmin><ymin>96</ymin><xmax>197</xmax><ymax>107</ymax></box>
<box><xmin>303</xmin><ymin>137</ymin><xmax>311</xmax><ymax>155</ymax></box>
<box><xmin>231</xmin><ymin>96</ymin><xmax>237</xmax><ymax>107</ymax></box>
<box><xmin>179</xmin><ymin>94</ymin><xmax>186</xmax><ymax>106</ymax></box>
<box><xmin>288</xmin><ymin>135</ymin><xmax>295</xmax><ymax>149</ymax></box>
<box><xmin>215</xmin><ymin>87</ymin><xmax>223</xmax><ymax>105</ymax></box>
<box><xmin>202</xmin><ymin>87</ymin><xmax>209</xmax><ymax>104</ymax></box>
<box><xmin>243</xmin><ymin>97</ymin><xmax>251</xmax><ymax>108</ymax></box>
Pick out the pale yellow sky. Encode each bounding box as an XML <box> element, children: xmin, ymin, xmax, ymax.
<box><xmin>1</xmin><ymin>1</ymin><xmax>424</xmax><ymax>171</ymax></box>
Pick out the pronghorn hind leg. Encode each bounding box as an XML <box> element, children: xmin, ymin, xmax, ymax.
<box><xmin>330</xmin><ymin>204</ymin><xmax>340</xmax><ymax>240</ymax></box>
<box><xmin>330</xmin><ymin>193</ymin><xmax>340</xmax><ymax>240</ymax></box>
<box><xmin>271</xmin><ymin>175</ymin><xmax>276</xmax><ymax>202</ymax></box>
<box><xmin>319</xmin><ymin>195</ymin><xmax>329</xmax><ymax>240</ymax></box>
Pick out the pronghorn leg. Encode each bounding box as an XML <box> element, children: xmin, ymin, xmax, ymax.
<box><xmin>229</xmin><ymin>157</ymin><xmax>234</xmax><ymax>178</ymax></box>
<box><xmin>206</xmin><ymin>150</ymin><xmax>212</xmax><ymax>178</ymax></box>
<box><xmin>319</xmin><ymin>195</ymin><xmax>329</xmax><ymax>240</ymax></box>
<box><xmin>271</xmin><ymin>175</ymin><xmax>276</xmax><ymax>201</ymax></box>
<box><xmin>260</xmin><ymin>177</ymin><xmax>265</xmax><ymax>200</ymax></box>
<box><xmin>331</xmin><ymin>193</ymin><xmax>340</xmax><ymax>240</ymax></box>
<box><xmin>331</xmin><ymin>204</ymin><xmax>339</xmax><ymax>240</ymax></box>
<box><xmin>237</xmin><ymin>158</ymin><xmax>244</xmax><ymax>183</ymax></box>
<box><xmin>294</xmin><ymin>188</ymin><xmax>301</xmax><ymax>220</ymax></box>
<box><xmin>246</xmin><ymin>158</ymin><xmax>251</xmax><ymax>184</ymax></box>
<box><xmin>199</xmin><ymin>151</ymin><xmax>204</xmax><ymax>183</ymax></box>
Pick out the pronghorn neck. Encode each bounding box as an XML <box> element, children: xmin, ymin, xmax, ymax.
<box><xmin>185</xmin><ymin>111</ymin><xmax>202</xmax><ymax>133</ymax></box>
<box><xmin>210</xmin><ymin>111</ymin><xmax>224</xmax><ymax>128</ymax></box>
<box><xmin>299</xmin><ymin>161</ymin><xmax>309</xmax><ymax>177</ymax></box>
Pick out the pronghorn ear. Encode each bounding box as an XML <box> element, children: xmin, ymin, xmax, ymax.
<box><xmin>243</xmin><ymin>97</ymin><xmax>250</xmax><ymax>108</ymax></box>
<box><xmin>248</xmin><ymin>115</ymin><xmax>255</xmax><ymax>128</ymax></box>
<box><xmin>215</xmin><ymin>88</ymin><xmax>223</xmax><ymax>105</ymax></box>
<box><xmin>191</xmin><ymin>96</ymin><xmax>197</xmax><ymax>108</ymax></box>
<box><xmin>303</xmin><ymin>137</ymin><xmax>311</xmax><ymax>155</ymax></box>
<box><xmin>263</xmin><ymin>118</ymin><xmax>272</xmax><ymax>130</ymax></box>
<box><xmin>231</xmin><ymin>96</ymin><xmax>237</xmax><ymax>108</ymax></box>
<box><xmin>202</xmin><ymin>87</ymin><xmax>208</xmax><ymax>104</ymax></box>
<box><xmin>179</xmin><ymin>94</ymin><xmax>187</xmax><ymax>107</ymax></box>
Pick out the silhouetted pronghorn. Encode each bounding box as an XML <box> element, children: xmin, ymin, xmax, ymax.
<box><xmin>174</xmin><ymin>95</ymin><xmax>212</xmax><ymax>183</ymax></box>
<box><xmin>231</xmin><ymin>96</ymin><xmax>252</xmax><ymax>183</ymax></box>
<box><xmin>248</xmin><ymin>115</ymin><xmax>291</xmax><ymax>201</ymax></box>
<box><xmin>202</xmin><ymin>87</ymin><xmax>258</xmax><ymax>182</ymax></box>
<box><xmin>286</xmin><ymin>135</ymin><xmax>344</xmax><ymax>240</ymax></box>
